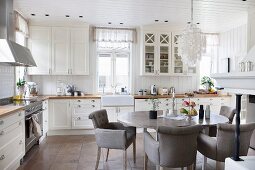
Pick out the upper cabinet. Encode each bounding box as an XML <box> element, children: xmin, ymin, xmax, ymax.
<box><xmin>141</xmin><ymin>31</ymin><xmax>197</xmax><ymax>76</ymax></box>
<box><xmin>142</xmin><ymin>32</ymin><xmax>171</xmax><ymax>75</ymax></box>
<box><xmin>28</xmin><ymin>26</ymin><xmax>89</xmax><ymax>75</ymax></box>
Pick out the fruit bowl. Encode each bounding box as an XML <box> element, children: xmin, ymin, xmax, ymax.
<box><xmin>180</xmin><ymin>100</ymin><xmax>198</xmax><ymax>119</ymax></box>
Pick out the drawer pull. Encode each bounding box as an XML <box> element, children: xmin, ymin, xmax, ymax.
<box><xmin>166</xmin><ymin>104</ymin><xmax>169</xmax><ymax>106</ymax></box>
<box><xmin>19</xmin><ymin>121</ymin><xmax>22</xmax><ymax>126</ymax></box>
<box><xmin>166</xmin><ymin>99</ymin><xmax>169</xmax><ymax>101</ymax></box>
<box><xmin>77</xmin><ymin>117</ymin><xmax>81</xmax><ymax>120</ymax></box>
<box><xmin>0</xmin><ymin>120</ymin><xmax>3</xmax><ymax>125</ymax></box>
<box><xmin>45</xmin><ymin>120</ymin><xmax>48</xmax><ymax>123</ymax></box>
<box><xmin>18</xmin><ymin>112</ymin><xmax>22</xmax><ymax>116</ymax></box>
<box><xmin>0</xmin><ymin>131</ymin><xmax>4</xmax><ymax>135</ymax></box>
<box><xmin>19</xmin><ymin>140</ymin><xmax>23</xmax><ymax>145</ymax></box>
<box><xmin>91</xmin><ymin>100</ymin><xmax>95</xmax><ymax>102</ymax></box>
<box><xmin>0</xmin><ymin>155</ymin><xmax>5</xmax><ymax>160</ymax></box>
<box><xmin>145</xmin><ymin>99</ymin><xmax>148</xmax><ymax>102</ymax></box>
<box><xmin>78</xmin><ymin>105</ymin><xmax>81</xmax><ymax>108</ymax></box>
<box><xmin>92</xmin><ymin>105</ymin><xmax>95</xmax><ymax>108</ymax></box>
<box><xmin>77</xmin><ymin>100</ymin><xmax>81</xmax><ymax>102</ymax></box>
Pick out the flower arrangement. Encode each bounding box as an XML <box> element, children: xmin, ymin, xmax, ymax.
<box><xmin>180</xmin><ymin>100</ymin><xmax>197</xmax><ymax>116</ymax></box>
<box><xmin>201</xmin><ymin>76</ymin><xmax>214</xmax><ymax>91</ymax></box>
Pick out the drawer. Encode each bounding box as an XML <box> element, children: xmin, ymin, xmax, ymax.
<box><xmin>0</xmin><ymin>120</ymin><xmax>24</xmax><ymax>150</ymax></box>
<box><xmin>0</xmin><ymin>135</ymin><xmax>24</xmax><ymax>170</ymax></box>
<box><xmin>43</xmin><ymin>100</ymin><xmax>48</xmax><ymax>110</ymax></box>
<box><xmin>72</xmin><ymin>99</ymin><xmax>100</xmax><ymax>105</ymax></box>
<box><xmin>72</xmin><ymin>115</ymin><xmax>93</xmax><ymax>129</ymax></box>
<box><xmin>0</xmin><ymin>111</ymin><xmax>24</xmax><ymax>131</ymax></box>
<box><xmin>73</xmin><ymin>103</ymin><xmax>100</xmax><ymax>109</ymax></box>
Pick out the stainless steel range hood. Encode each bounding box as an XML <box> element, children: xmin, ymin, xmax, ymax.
<box><xmin>0</xmin><ymin>0</ymin><xmax>36</xmax><ymax>67</ymax></box>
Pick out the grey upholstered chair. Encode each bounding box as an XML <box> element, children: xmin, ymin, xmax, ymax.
<box><xmin>144</xmin><ymin>125</ymin><xmax>202</xmax><ymax>170</ymax></box>
<box><xmin>198</xmin><ymin>123</ymin><xmax>255</xmax><ymax>169</ymax></box>
<box><xmin>89</xmin><ymin>109</ymin><xmax>136</xmax><ymax>170</ymax></box>
<box><xmin>209</xmin><ymin>106</ymin><xmax>236</xmax><ymax>137</ymax></box>
<box><xmin>248</xmin><ymin>130</ymin><xmax>255</xmax><ymax>155</ymax></box>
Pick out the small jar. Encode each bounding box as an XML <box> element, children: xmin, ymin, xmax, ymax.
<box><xmin>143</xmin><ymin>90</ymin><xmax>147</xmax><ymax>95</ymax></box>
<box><xmin>138</xmin><ymin>90</ymin><xmax>143</xmax><ymax>96</ymax></box>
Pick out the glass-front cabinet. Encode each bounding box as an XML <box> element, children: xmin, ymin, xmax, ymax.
<box><xmin>172</xmin><ymin>32</ymin><xmax>197</xmax><ymax>75</ymax></box>
<box><xmin>142</xmin><ymin>32</ymin><xmax>171</xmax><ymax>75</ymax></box>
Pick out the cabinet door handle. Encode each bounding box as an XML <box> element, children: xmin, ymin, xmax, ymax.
<box><xmin>91</xmin><ymin>100</ymin><xmax>95</xmax><ymax>102</ymax></box>
<box><xmin>0</xmin><ymin>155</ymin><xmax>5</xmax><ymax>160</ymax></box>
<box><xmin>19</xmin><ymin>121</ymin><xmax>22</xmax><ymax>126</ymax></box>
<box><xmin>0</xmin><ymin>131</ymin><xmax>4</xmax><ymax>135</ymax></box>
<box><xmin>0</xmin><ymin>120</ymin><xmax>3</xmax><ymax>125</ymax></box>
<box><xmin>18</xmin><ymin>112</ymin><xmax>22</xmax><ymax>116</ymax></box>
<box><xmin>19</xmin><ymin>140</ymin><xmax>23</xmax><ymax>145</ymax></box>
<box><xmin>77</xmin><ymin>100</ymin><xmax>81</xmax><ymax>102</ymax></box>
<box><xmin>77</xmin><ymin>117</ymin><xmax>81</xmax><ymax>120</ymax></box>
<box><xmin>92</xmin><ymin>105</ymin><xmax>95</xmax><ymax>108</ymax></box>
<box><xmin>78</xmin><ymin>105</ymin><xmax>81</xmax><ymax>108</ymax></box>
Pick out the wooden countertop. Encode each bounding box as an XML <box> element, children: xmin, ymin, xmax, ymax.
<box><xmin>134</xmin><ymin>94</ymin><xmax>231</xmax><ymax>99</ymax></box>
<box><xmin>0</xmin><ymin>106</ymin><xmax>24</xmax><ymax>118</ymax></box>
<box><xmin>40</xmin><ymin>95</ymin><xmax>101</xmax><ymax>99</ymax></box>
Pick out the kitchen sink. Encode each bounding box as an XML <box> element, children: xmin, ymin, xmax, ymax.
<box><xmin>101</xmin><ymin>95</ymin><xmax>134</xmax><ymax>107</ymax></box>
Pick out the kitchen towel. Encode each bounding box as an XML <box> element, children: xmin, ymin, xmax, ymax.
<box><xmin>31</xmin><ymin>114</ymin><xmax>42</xmax><ymax>138</ymax></box>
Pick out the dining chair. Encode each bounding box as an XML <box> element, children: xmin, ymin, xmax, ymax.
<box><xmin>89</xmin><ymin>109</ymin><xmax>136</xmax><ymax>170</ymax></box>
<box><xmin>248</xmin><ymin>130</ymin><xmax>255</xmax><ymax>155</ymax></box>
<box><xmin>198</xmin><ymin>123</ymin><xmax>255</xmax><ymax>170</ymax></box>
<box><xmin>144</xmin><ymin>125</ymin><xmax>202</xmax><ymax>170</ymax></box>
<box><xmin>209</xmin><ymin>106</ymin><xmax>236</xmax><ymax>137</ymax></box>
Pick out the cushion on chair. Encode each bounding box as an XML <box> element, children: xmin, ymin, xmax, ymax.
<box><xmin>144</xmin><ymin>132</ymin><xmax>160</xmax><ymax>165</ymax></box>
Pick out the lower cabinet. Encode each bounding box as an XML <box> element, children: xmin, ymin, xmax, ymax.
<box><xmin>102</xmin><ymin>106</ymin><xmax>134</xmax><ymax>122</ymax></box>
<box><xmin>49</xmin><ymin>99</ymin><xmax>71</xmax><ymax>130</ymax></box>
<box><xmin>0</xmin><ymin>110</ymin><xmax>25</xmax><ymax>170</ymax></box>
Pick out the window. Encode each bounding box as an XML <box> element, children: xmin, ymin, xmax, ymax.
<box><xmin>97</xmin><ymin>42</ymin><xmax>131</xmax><ymax>93</ymax></box>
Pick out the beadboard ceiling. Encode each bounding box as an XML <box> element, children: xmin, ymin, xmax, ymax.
<box><xmin>14</xmin><ymin>0</ymin><xmax>255</xmax><ymax>32</ymax></box>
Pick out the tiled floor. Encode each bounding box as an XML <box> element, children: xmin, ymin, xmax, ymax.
<box><xmin>18</xmin><ymin>134</ymin><xmax>218</xmax><ymax>170</ymax></box>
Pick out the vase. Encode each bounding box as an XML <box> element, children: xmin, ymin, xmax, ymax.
<box><xmin>17</xmin><ymin>86</ymin><xmax>25</xmax><ymax>99</ymax></box>
<box><xmin>149</xmin><ymin>110</ymin><xmax>157</xmax><ymax>119</ymax></box>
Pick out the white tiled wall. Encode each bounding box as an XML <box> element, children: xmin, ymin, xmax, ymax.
<box><xmin>0</xmin><ymin>64</ymin><xmax>15</xmax><ymax>98</ymax></box>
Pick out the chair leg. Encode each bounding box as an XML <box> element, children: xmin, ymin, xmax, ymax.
<box><xmin>216</xmin><ymin>161</ymin><xmax>221</xmax><ymax>170</ymax></box>
<box><xmin>187</xmin><ymin>165</ymin><xmax>193</xmax><ymax>170</ymax></box>
<box><xmin>181</xmin><ymin>168</ymin><xmax>184</xmax><ymax>170</ymax></box>
<box><xmin>105</xmin><ymin>148</ymin><xmax>109</xmax><ymax>162</ymax></box>
<box><xmin>133</xmin><ymin>139</ymin><xmax>136</xmax><ymax>164</ymax></box>
<box><xmin>202</xmin><ymin>156</ymin><xmax>207</xmax><ymax>170</ymax></box>
<box><xmin>144</xmin><ymin>152</ymin><xmax>148</xmax><ymax>170</ymax></box>
<box><xmin>123</xmin><ymin>149</ymin><xmax>127</xmax><ymax>170</ymax></box>
<box><xmin>95</xmin><ymin>147</ymin><xmax>101</xmax><ymax>170</ymax></box>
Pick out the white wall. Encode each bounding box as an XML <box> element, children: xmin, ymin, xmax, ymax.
<box><xmin>218</xmin><ymin>24</ymin><xmax>247</xmax><ymax>73</ymax></box>
<box><xmin>0</xmin><ymin>64</ymin><xmax>15</xmax><ymax>98</ymax></box>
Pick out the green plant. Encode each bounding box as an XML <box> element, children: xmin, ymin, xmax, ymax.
<box><xmin>149</xmin><ymin>99</ymin><xmax>161</xmax><ymax>111</ymax></box>
<box><xmin>16</xmin><ymin>78</ymin><xmax>26</xmax><ymax>88</ymax></box>
<box><xmin>201</xmin><ymin>76</ymin><xmax>214</xmax><ymax>89</ymax></box>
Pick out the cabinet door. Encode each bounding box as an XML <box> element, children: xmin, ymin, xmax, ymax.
<box><xmin>70</xmin><ymin>28</ymin><xmax>89</xmax><ymax>75</ymax></box>
<box><xmin>28</xmin><ymin>26</ymin><xmax>51</xmax><ymax>75</ymax></box>
<box><xmin>143</xmin><ymin>33</ymin><xmax>156</xmax><ymax>75</ymax></box>
<box><xmin>172</xmin><ymin>33</ymin><xmax>184</xmax><ymax>75</ymax></box>
<box><xmin>43</xmin><ymin>100</ymin><xmax>49</xmax><ymax>134</ymax></box>
<box><xmin>52</xmin><ymin>27</ymin><xmax>70</xmax><ymax>75</ymax></box>
<box><xmin>135</xmin><ymin>99</ymin><xmax>151</xmax><ymax>111</ymax></box>
<box><xmin>49</xmin><ymin>100</ymin><xmax>71</xmax><ymax>130</ymax></box>
<box><xmin>158</xmin><ymin>33</ymin><xmax>171</xmax><ymax>75</ymax></box>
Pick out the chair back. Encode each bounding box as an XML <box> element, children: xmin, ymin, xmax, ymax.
<box><xmin>219</xmin><ymin>106</ymin><xmax>236</xmax><ymax>123</ymax></box>
<box><xmin>89</xmin><ymin>109</ymin><xmax>109</xmax><ymax>128</ymax></box>
<box><xmin>157</xmin><ymin>125</ymin><xmax>202</xmax><ymax>168</ymax></box>
<box><xmin>216</xmin><ymin>123</ymin><xmax>255</xmax><ymax>161</ymax></box>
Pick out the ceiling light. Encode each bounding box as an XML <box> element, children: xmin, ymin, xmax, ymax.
<box><xmin>65</xmin><ymin>15</ymin><xmax>70</xmax><ymax>18</ymax></box>
<box><xmin>45</xmin><ymin>14</ymin><xmax>49</xmax><ymax>16</ymax></box>
<box><xmin>79</xmin><ymin>16</ymin><xmax>83</xmax><ymax>18</ymax></box>
<box><xmin>31</xmin><ymin>14</ymin><xmax>35</xmax><ymax>16</ymax></box>
<box><xmin>155</xmin><ymin>20</ymin><xmax>159</xmax><ymax>22</ymax></box>
<box><xmin>164</xmin><ymin>20</ymin><xmax>168</xmax><ymax>23</ymax></box>
<box><xmin>108</xmin><ymin>22</ymin><xmax>112</xmax><ymax>24</ymax></box>
<box><xmin>177</xmin><ymin>0</ymin><xmax>205</xmax><ymax>66</ymax></box>
<box><xmin>120</xmin><ymin>23</ymin><xmax>123</xmax><ymax>25</ymax></box>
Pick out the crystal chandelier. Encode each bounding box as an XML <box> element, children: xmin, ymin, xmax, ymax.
<box><xmin>178</xmin><ymin>0</ymin><xmax>206</xmax><ymax>66</ymax></box>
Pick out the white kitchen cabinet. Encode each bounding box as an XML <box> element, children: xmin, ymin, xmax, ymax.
<box><xmin>40</xmin><ymin>100</ymin><xmax>48</xmax><ymax>142</ymax></box>
<box><xmin>28</xmin><ymin>25</ymin><xmax>89</xmax><ymax>75</ymax></box>
<box><xmin>28</xmin><ymin>26</ymin><xmax>51</xmax><ymax>75</ymax></box>
<box><xmin>135</xmin><ymin>99</ymin><xmax>151</xmax><ymax>111</ymax></box>
<box><xmin>70</xmin><ymin>28</ymin><xmax>89</xmax><ymax>75</ymax></box>
<box><xmin>102</xmin><ymin>106</ymin><xmax>134</xmax><ymax>122</ymax></box>
<box><xmin>49</xmin><ymin>100</ymin><xmax>71</xmax><ymax>130</ymax></box>
<box><xmin>71</xmin><ymin>99</ymin><xmax>100</xmax><ymax>129</ymax></box>
<box><xmin>0</xmin><ymin>110</ymin><xmax>25</xmax><ymax>170</ymax></box>
<box><xmin>141</xmin><ymin>32</ymin><xmax>171</xmax><ymax>76</ymax></box>
<box><xmin>51</xmin><ymin>27</ymin><xmax>70</xmax><ymax>75</ymax></box>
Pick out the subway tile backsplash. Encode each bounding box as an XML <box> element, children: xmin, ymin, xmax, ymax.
<box><xmin>0</xmin><ymin>64</ymin><xmax>15</xmax><ymax>98</ymax></box>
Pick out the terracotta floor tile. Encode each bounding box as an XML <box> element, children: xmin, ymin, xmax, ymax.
<box><xmin>50</xmin><ymin>163</ymin><xmax>78</xmax><ymax>170</ymax></box>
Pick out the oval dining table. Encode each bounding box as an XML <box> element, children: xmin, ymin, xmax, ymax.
<box><xmin>117</xmin><ymin>111</ymin><xmax>229</xmax><ymax>133</ymax></box>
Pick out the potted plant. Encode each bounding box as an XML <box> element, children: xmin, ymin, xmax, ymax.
<box><xmin>16</xmin><ymin>78</ymin><xmax>26</xmax><ymax>98</ymax></box>
<box><xmin>201</xmin><ymin>76</ymin><xmax>214</xmax><ymax>91</ymax></box>
<box><xmin>149</xmin><ymin>98</ymin><xmax>161</xmax><ymax>119</ymax></box>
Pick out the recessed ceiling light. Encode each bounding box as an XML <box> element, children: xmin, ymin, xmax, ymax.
<box><xmin>164</xmin><ymin>20</ymin><xmax>168</xmax><ymax>23</ymax></box>
<box><xmin>79</xmin><ymin>16</ymin><xmax>83</xmax><ymax>18</ymax></box>
<box><xmin>31</xmin><ymin>14</ymin><xmax>35</xmax><ymax>16</ymax></box>
<box><xmin>155</xmin><ymin>20</ymin><xmax>159</xmax><ymax>22</ymax></box>
<box><xmin>197</xmin><ymin>22</ymin><xmax>200</xmax><ymax>24</ymax></box>
<box><xmin>45</xmin><ymin>14</ymin><xmax>49</xmax><ymax>16</ymax></box>
<box><xmin>120</xmin><ymin>23</ymin><xmax>123</xmax><ymax>25</ymax></box>
<box><xmin>108</xmin><ymin>22</ymin><xmax>112</xmax><ymax>24</ymax></box>
<box><xmin>187</xmin><ymin>21</ymin><xmax>191</xmax><ymax>24</ymax></box>
<box><xmin>65</xmin><ymin>15</ymin><xmax>70</xmax><ymax>18</ymax></box>
<box><xmin>242</xmin><ymin>0</ymin><xmax>246</xmax><ymax>1</ymax></box>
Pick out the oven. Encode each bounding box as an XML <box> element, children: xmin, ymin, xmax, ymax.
<box><xmin>24</xmin><ymin>101</ymin><xmax>43</xmax><ymax>153</ymax></box>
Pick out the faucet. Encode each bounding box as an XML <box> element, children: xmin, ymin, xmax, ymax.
<box><xmin>169</xmin><ymin>87</ymin><xmax>177</xmax><ymax>115</ymax></box>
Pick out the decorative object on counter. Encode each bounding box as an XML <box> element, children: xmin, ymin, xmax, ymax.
<box><xmin>150</xmin><ymin>85</ymin><xmax>157</xmax><ymax>95</ymax></box>
<box><xmin>143</xmin><ymin>89</ymin><xmax>147</xmax><ymax>95</ymax></box>
<box><xmin>205</xmin><ymin>105</ymin><xmax>210</xmax><ymax>119</ymax></box>
<box><xmin>16</xmin><ymin>78</ymin><xmax>26</xmax><ymax>99</ymax></box>
<box><xmin>158</xmin><ymin>87</ymin><xmax>169</xmax><ymax>95</ymax></box>
<box><xmin>239</xmin><ymin>62</ymin><xmax>245</xmax><ymax>72</ymax></box>
<box><xmin>201</xmin><ymin>76</ymin><xmax>214</xmax><ymax>92</ymax></box>
<box><xmin>56</xmin><ymin>80</ymin><xmax>65</xmax><ymax>96</ymax></box>
<box><xmin>193</xmin><ymin>89</ymin><xmax>217</xmax><ymax>95</ymax></box>
<box><xmin>177</xmin><ymin>0</ymin><xmax>206</xmax><ymax>66</ymax></box>
<box><xmin>180</xmin><ymin>100</ymin><xmax>197</xmax><ymax>120</ymax></box>
<box><xmin>138</xmin><ymin>89</ymin><xmax>143</xmax><ymax>96</ymax></box>
<box><xmin>245</xmin><ymin>61</ymin><xmax>253</xmax><ymax>72</ymax></box>
<box><xmin>149</xmin><ymin>98</ymin><xmax>161</xmax><ymax>119</ymax></box>
<box><xmin>199</xmin><ymin>105</ymin><xmax>204</xmax><ymax>119</ymax></box>
<box><xmin>184</xmin><ymin>92</ymin><xmax>194</xmax><ymax>98</ymax></box>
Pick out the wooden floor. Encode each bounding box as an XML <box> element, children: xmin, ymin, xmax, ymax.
<box><xmin>18</xmin><ymin>134</ymin><xmax>217</xmax><ymax>170</ymax></box>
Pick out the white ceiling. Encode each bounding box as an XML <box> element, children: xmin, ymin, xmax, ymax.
<box><xmin>14</xmin><ymin>0</ymin><xmax>255</xmax><ymax>32</ymax></box>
